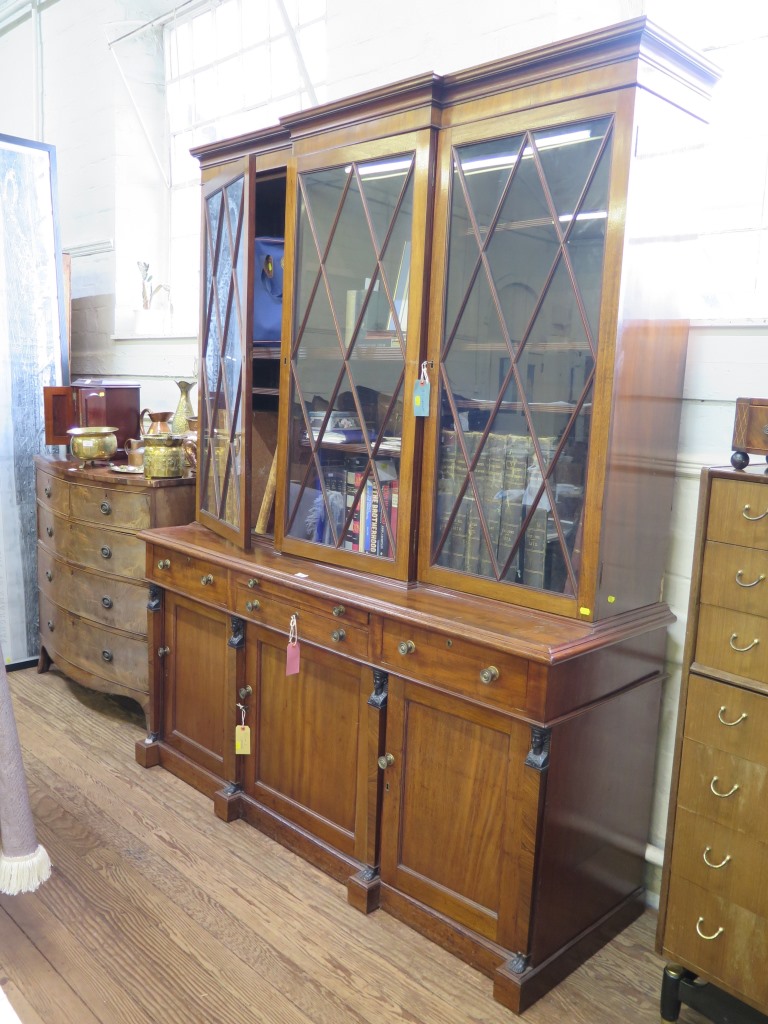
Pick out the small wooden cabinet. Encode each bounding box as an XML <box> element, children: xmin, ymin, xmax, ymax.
<box><xmin>658</xmin><ymin>467</ymin><xmax>768</xmax><ymax>1021</ymax></box>
<box><xmin>35</xmin><ymin>457</ymin><xmax>195</xmax><ymax>719</ymax></box>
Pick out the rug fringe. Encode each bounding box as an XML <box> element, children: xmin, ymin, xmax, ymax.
<box><xmin>0</xmin><ymin>844</ymin><xmax>52</xmax><ymax>894</ymax></box>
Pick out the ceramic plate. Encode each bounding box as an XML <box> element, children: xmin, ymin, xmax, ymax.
<box><xmin>109</xmin><ymin>465</ymin><xmax>144</xmax><ymax>474</ymax></box>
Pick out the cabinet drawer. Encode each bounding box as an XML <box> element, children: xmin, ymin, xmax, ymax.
<box><xmin>684</xmin><ymin>674</ymin><xmax>768</xmax><ymax>763</ymax></box>
<box><xmin>150</xmin><ymin>547</ymin><xmax>228</xmax><ymax>608</ymax></box>
<box><xmin>700</xmin><ymin>541</ymin><xmax>768</xmax><ymax>617</ymax></box>
<box><xmin>663</xmin><ymin>874</ymin><xmax>768</xmax><ymax>1008</ymax></box>
<box><xmin>36</xmin><ymin>468</ymin><xmax>70</xmax><ymax>515</ymax></box>
<box><xmin>707</xmin><ymin>478</ymin><xmax>768</xmax><ymax>550</ymax></box>
<box><xmin>69</xmin><ymin>481</ymin><xmax>151</xmax><ymax>530</ymax></box>
<box><xmin>677</xmin><ymin>738</ymin><xmax>768</xmax><ymax>840</ymax></box>
<box><xmin>39</xmin><ymin>593</ymin><xmax>148</xmax><ymax>694</ymax></box>
<box><xmin>38</xmin><ymin>547</ymin><xmax>149</xmax><ymax>636</ymax></box>
<box><xmin>38</xmin><ymin>510</ymin><xmax>146</xmax><ymax>578</ymax></box>
<box><xmin>695</xmin><ymin>605</ymin><xmax>768</xmax><ymax>684</ymax></box>
<box><xmin>234</xmin><ymin>583</ymin><xmax>369</xmax><ymax>659</ymax></box>
<box><xmin>669</xmin><ymin>806</ymin><xmax>768</xmax><ymax>919</ymax></box>
<box><xmin>380</xmin><ymin>621</ymin><xmax>529</xmax><ymax>713</ymax></box>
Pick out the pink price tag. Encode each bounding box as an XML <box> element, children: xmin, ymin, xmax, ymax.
<box><xmin>286</xmin><ymin>640</ymin><xmax>301</xmax><ymax>675</ymax></box>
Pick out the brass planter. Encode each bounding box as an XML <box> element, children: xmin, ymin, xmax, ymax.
<box><xmin>67</xmin><ymin>426</ymin><xmax>118</xmax><ymax>468</ymax></box>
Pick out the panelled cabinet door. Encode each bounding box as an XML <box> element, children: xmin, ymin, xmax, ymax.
<box><xmin>420</xmin><ymin>101</ymin><xmax>620</xmax><ymax>615</ymax></box>
<box><xmin>380</xmin><ymin>676</ymin><xmax>540</xmax><ymax>951</ymax></box>
<box><xmin>278</xmin><ymin>132</ymin><xmax>435</xmax><ymax>580</ymax></box>
<box><xmin>198</xmin><ymin>162</ymin><xmax>253</xmax><ymax>548</ymax></box>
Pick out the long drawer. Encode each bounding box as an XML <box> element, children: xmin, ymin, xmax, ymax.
<box><xmin>69</xmin><ymin>480</ymin><xmax>151</xmax><ymax>530</ymax></box>
<box><xmin>37</xmin><ymin>546</ymin><xmax>149</xmax><ymax>636</ymax></box>
<box><xmin>38</xmin><ymin>506</ymin><xmax>145</xmax><ymax>578</ymax></box>
<box><xmin>149</xmin><ymin>545</ymin><xmax>229</xmax><ymax>608</ymax></box>
<box><xmin>39</xmin><ymin>592</ymin><xmax>148</xmax><ymax>694</ymax></box>
<box><xmin>36</xmin><ymin>467</ymin><xmax>70</xmax><ymax>515</ymax></box>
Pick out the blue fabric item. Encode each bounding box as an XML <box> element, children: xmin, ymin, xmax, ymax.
<box><xmin>253</xmin><ymin>237</ymin><xmax>284</xmax><ymax>341</ymax></box>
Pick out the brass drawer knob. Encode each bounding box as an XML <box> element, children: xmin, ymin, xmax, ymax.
<box><xmin>101</xmin><ymin>650</ymin><xmax>113</xmax><ymax>663</ymax></box>
<box><xmin>480</xmin><ymin>665</ymin><xmax>499</xmax><ymax>685</ymax></box>
<box><xmin>47</xmin><ymin>620</ymin><xmax>54</xmax><ymax>631</ymax></box>
<box><xmin>710</xmin><ymin>776</ymin><xmax>739</xmax><ymax>799</ymax></box>
<box><xmin>101</xmin><ymin>596</ymin><xmax>113</xmax><ymax>609</ymax></box>
<box><xmin>398</xmin><ymin>639</ymin><xmax>416</xmax><ymax>655</ymax></box>
<box><xmin>245</xmin><ymin>599</ymin><xmax>260</xmax><ymax>612</ymax></box>
<box><xmin>101</xmin><ymin>545</ymin><xmax>112</xmax><ymax>560</ymax></box>
<box><xmin>239</xmin><ymin>686</ymin><xmax>253</xmax><ymax>699</ymax></box>
<box><xmin>200</xmin><ymin>573</ymin><xmax>214</xmax><ymax>586</ymax></box>
<box><xmin>45</xmin><ymin>570</ymin><xmax>52</xmax><ymax>582</ymax></box>
<box><xmin>157</xmin><ymin>646</ymin><xmax>170</xmax><ymax>658</ymax></box>
<box><xmin>377</xmin><ymin>753</ymin><xmax>395</xmax><ymax>770</ymax></box>
<box><xmin>332</xmin><ymin>605</ymin><xmax>345</xmax><ymax>617</ymax></box>
<box><xmin>157</xmin><ymin>558</ymin><xmax>171</xmax><ymax>570</ymax></box>
<box><xmin>729</xmin><ymin>633</ymin><xmax>759</xmax><ymax>653</ymax></box>
<box><xmin>718</xmin><ymin>706</ymin><xmax>747</xmax><ymax>727</ymax></box>
<box><xmin>247</xmin><ymin>578</ymin><xmax>259</xmax><ymax>589</ymax></box>
<box><xmin>100</xmin><ymin>500</ymin><xmax>112</xmax><ymax>515</ymax></box>
<box><xmin>735</xmin><ymin>569</ymin><xmax>765</xmax><ymax>589</ymax></box>
<box><xmin>703</xmin><ymin>846</ymin><xmax>731</xmax><ymax>870</ymax></box>
<box><xmin>46</xmin><ymin>525</ymin><xmax>53</xmax><ymax>537</ymax></box>
<box><xmin>696</xmin><ymin>917</ymin><xmax>724</xmax><ymax>941</ymax></box>
<box><xmin>331</xmin><ymin>628</ymin><xmax>346</xmax><ymax>643</ymax></box>
<box><xmin>44</xmin><ymin>485</ymin><xmax>51</xmax><ymax>498</ymax></box>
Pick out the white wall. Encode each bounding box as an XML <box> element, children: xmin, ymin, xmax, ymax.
<box><xmin>1</xmin><ymin>0</ymin><xmax>767</xmax><ymax>895</ymax></box>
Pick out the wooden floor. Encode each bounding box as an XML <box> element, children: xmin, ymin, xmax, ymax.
<box><xmin>1</xmin><ymin>665</ymin><xmax>709</xmax><ymax>1024</ymax></box>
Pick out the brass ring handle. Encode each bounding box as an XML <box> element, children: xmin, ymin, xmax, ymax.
<box><xmin>44</xmin><ymin>485</ymin><xmax>51</xmax><ymax>498</ymax></box>
<box><xmin>45</xmin><ymin>570</ymin><xmax>52</xmax><ymax>582</ymax></box>
<box><xmin>47</xmin><ymin>620</ymin><xmax>54</xmax><ymax>631</ymax></box>
<box><xmin>742</xmin><ymin>504</ymin><xmax>768</xmax><ymax>522</ymax></box>
<box><xmin>200</xmin><ymin>574</ymin><xmax>214</xmax><ymax>586</ymax></box>
<box><xmin>101</xmin><ymin>596</ymin><xmax>113</xmax><ymax>609</ymax></box>
<box><xmin>245</xmin><ymin>600</ymin><xmax>260</xmax><ymax>612</ymax></box>
<box><xmin>398</xmin><ymin>640</ymin><xmax>416</xmax><ymax>655</ymax></box>
<box><xmin>46</xmin><ymin>525</ymin><xmax>53</xmax><ymax>537</ymax></box>
<box><xmin>703</xmin><ymin>846</ymin><xmax>731</xmax><ymax>870</ymax></box>
<box><xmin>100</xmin><ymin>545</ymin><xmax>112</xmax><ymax>560</ymax></box>
<box><xmin>735</xmin><ymin>569</ymin><xmax>765</xmax><ymax>588</ymax></box>
<box><xmin>696</xmin><ymin>917</ymin><xmax>724</xmax><ymax>941</ymax></box>
<box><xmin>100</xmin><ymin>500</ymin><xmax>112</xmax><ymax>515</ymax></box>
<box><xmin>480</xmin><ymin>666</ymin><xmax>499</xmax><ymax>685</ymax></box>
<box><xmin>157</xmin><ymin>559</ymin><xmax>170</xmax><ymax>570</ymax></box>
<box><xmin>102</xmin><ymin>650</ymin><xmax>113</xmax><ymax>663</ymax></box>
<box><xmin>729</xmin><ymin>633</ymin><xmax>759</xmax><ymax>652</ymax></box>
<box><xmin>332</xmin><ymin>605</ymin><xmax>346</xmax><ymax>617</ymax></box>
<box><xmin>718</xmin><ymin>706</ymin><xmax>747</xmax><ymax>727</ymax></box>
<box><xmin>247</xmin><ymin>578</ymin><xmax>259</xmax><ymax>589</ymax></box>
<box><xmin>331</xmin><ymin>628</ymin><xmax>346</xmax><ymax>643</ymax></box>
<box><xmin>710</xmin><ymin>776</ymin><xmax>739</xmax><ymax>799</ymax></box>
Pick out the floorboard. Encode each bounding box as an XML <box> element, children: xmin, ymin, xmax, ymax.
<box><xmin>2</xmin><ymin>665</ymin><xmax>711</xmax><ymax>1024</ymax></box>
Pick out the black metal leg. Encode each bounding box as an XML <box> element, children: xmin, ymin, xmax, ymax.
<box><xmin>661</xmin><ymin>963</ymin><xmax>686</xmax><ymax>1022</ymax></box>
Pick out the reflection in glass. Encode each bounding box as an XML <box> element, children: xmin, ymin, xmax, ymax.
<box><xmin>286</xmin><ymin>153</ymin><xmax>413</xmax><ymax>559</ymax></box>
<box><xmin>433</xmin><ymin>117</ymin><xmax>612</xmax><ymax>594</ymax></box>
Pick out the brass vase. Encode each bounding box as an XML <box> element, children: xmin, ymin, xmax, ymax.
<box><xmin>171</xmin><ymin>380</ymin><xmax>196</xmax><ymax>435</ymax></box>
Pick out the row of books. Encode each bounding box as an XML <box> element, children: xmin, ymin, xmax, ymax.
<box><xmin>322</xmin><ymin>456</ymin><xmax>399</xmax><ymax>556</ymax></box>
<box><xmin>435</xmin><ymin>430</ymin><xmax>559</xmax><ymax>585</ymax></box>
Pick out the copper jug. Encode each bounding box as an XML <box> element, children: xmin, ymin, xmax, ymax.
<box><xmin>140</xmin><ymin>408</ymin><xmax>174</xmax><ymax>435</ymax></box>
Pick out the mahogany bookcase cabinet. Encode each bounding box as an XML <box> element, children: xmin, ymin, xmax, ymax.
<box><xmin>135</xmin><ymin>19</ymin><xmax>718</xmax><ymax>1014</ymax></box>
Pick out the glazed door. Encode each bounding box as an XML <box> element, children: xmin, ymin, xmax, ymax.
<box><xmin>380</xmin><ymin>676</ymin><xmax>541</xmax><ymax>951</ymax></box>
<box><xmin>161</xmin><ymin>591</ymin><xmax>239</xmax><ymax>786</ymax></box>
<box><xmin>277</xmin><ymin>130</ymin><xmax>435</xmax><ymax>580</ymax></box>
<box><xmin>198</xmin><ymin>162</ymin><xmax>253</xmax><ymax>547</ymax></box>
<box><xmin>242</xmin><ymin>624</ymin><xmax>384</xmax><ymax>873</ymax></box>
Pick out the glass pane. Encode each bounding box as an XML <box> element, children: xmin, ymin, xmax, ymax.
<box><xmin>433</xmin><ymin>117</ymin><xmax>613</xmax><ymax>594</ymax></box>
<box><xmin>287</xmin><ymin>151</ymin><xmax>412</xmax><ymax>561</ymax></box>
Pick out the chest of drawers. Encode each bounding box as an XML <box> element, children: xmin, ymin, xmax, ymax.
<box><xmin>35</xmin><ymin>456</ymin><xmax>195</xmax><ymax>720</ymax></box>
<box><xmin>658</xmin><ymin>466</ymin><xmax>768</xmax><ymax>1021</ymax></box>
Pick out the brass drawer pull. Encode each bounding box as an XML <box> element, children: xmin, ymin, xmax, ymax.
<box><xmin>101</xmin><ymin>596</ymin><xmax>113</xmax><ymax>609</ymax></box>
<box><xmin>47</xmin><ymin>620</ymin><xmax>54</xmax><ymax>631</ymax></box>
<box><xmin>45</xmin><ymin>570</ymin><xmax>52</xmax><ymax>582</ymax></box>
<box><xmin>46</xmin><ymin>525</ymin><xmax>53</xmax><ymax>537</ymax></box>
<box><xmin>742</xmin><ymin>504</ymin><xmax>768</xmax><ymax>522</ymax></box>
<box><xmin>157</xmin><ymin>558</ymin><xmax>171</xmax><ymax>570</ymax></box>
<box><xmin>100</xmin><ymin>500</ymin><xmax>112</xmax><ymax>515</ymax></box>
<box><xmin>703</xmin><ymin>846</ymin><xmax>731</xmax><ymax>870</ymax></box>
<box><xmin>710</xmin><ymin>776</ymin><xmax>739</xmax><ymax>799</ymax></box>
<box><xmin>44</xmin><ymin>485</ymin><xmax>51</xmax><ymax>498</ymax></box>
<box><xmin>200</xmin><ymin>573</ymin><xmax>214</xmax><ymax>586</ymax></box>
<box><xmin>101</xmin><ymin>545</ymin><xmax>112</xmax><ymax>560</ymax></box>
<box><xmin>245</xmin><ymin>599</ymin><xmax>260</xmax><ymax>612</ymax></box>
<box><xmin>696</xmin><ymin>917</ymin><xmax>724</xmax><ymax>941</ymax></box>
<box><xmin>331</xmin><ymin>628</ymin><xmax>346</xmax><ymax>643</ymax></box>
<box><xmin>332</xmin><ymin>605</ymin><xmax>345</xmax><ymax>617</ymax></box>
<box><xmin>398</xmin><ymin>640</ymin><xmax>416</xmax><ymax>655</ymax></box>
<box><xmin>718</xmin><ymin>706</ymin><xmax>747</xmax><ymax>727</ymax></box>
<box><xmin>239</xmin><ymin>685</ymin><xmax>252</xmax><ymax>699</ymax></box>
<box><xmin>101</xmin><ymin>650</ymin><xmax>113</xmax><ymax>663</ymax></box>
<box><xmin>729</xmin><ymin>633</ymin><xmax>759</xmax><ymax>653</ymax></box>
<box><xmin>247</xmin><ymin>578</ymin><xmax>259</xmax><ymax>589</ymax></box>
<box><xmin>735</xmin><ymin>569</ymin><xmax>765</xmax><ymax>588</ymax></box>
<box><xmin>158</xmin><ymin>646</ymin><xmax>170</xmax><ymax>658</ymax></box>
<box><xmin>480</xmin><ymin>666</ymin><xmax>499</xmax><ymax>685</ymax></box>
<box><xmin>377</xmin><ymin>753</ymin><xmax>395</xmax><ymax>770</ymax></box>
